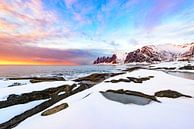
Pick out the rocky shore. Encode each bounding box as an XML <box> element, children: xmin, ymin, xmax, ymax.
<box><xmin>0</xmin><ymin>63</ymin><xmax>194</xmax><ymax>129</ymax></box>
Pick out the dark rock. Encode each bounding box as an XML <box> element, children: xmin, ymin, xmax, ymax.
<box><xmin>105</xmin><ymin>76</ymin><xmax>154</xmax><ymax>83</ymax></box>
<box><xmin>150</xmin><ymin>67</ymin><xmax>176</xmax><ymax>70</ymax></box>
<box><xmin>101</xmin><ymin>89</ymin><xmax>160</xmax><ymax>105</ymax></box>
<box><xmin>122</xmin><ymin>67</ymin><xmax>141</xmax><ymax>72</ymax></box>
<box><xmin>0</xmin><ymin>94</ymin><xmax>68</xmax><ymax>129</ymax></box>
<box><xmin>8</xmin><ymin>82</ymin><xmax>25</xmax><ymax>87</ymax></box>
<box><xmin>127</xmin><ymin>76</ymin><xmax>154</xmax><ymax>83</ymax></box>
<box><xmin>41</xmin><ymin>103</ymin><xmax>68</xmax><ymax>116</ymax></box>
<box><xmin>0</xmin><ymin>84</ymin><xmax>76</xmax><ymax>109</ymax></box>
<box><xmin>74</xmin><ymin>73</ymin><xmax>110</xmax><ymax>83</ymax></box>
<box><xmin>30</xmin><ymin>77</ymin><xmax>65</xmax><ymax>83</ymax></box>
<box><xmin>74</xmin><ymin>72</ymin><xmax>124</xmax><ymax>85</ymax></box>
<box><xmin>179</xmin><ymin>65</ymin><xmax>194</xmax><ymax>70</ymax></box>
<box><xmin>105</xmin><ymin>78</ymin><xmax>131</xmax><ymax>83</ymax></box>
<box><xmin>155</xmin><ymin>90</ymin><xmax>192</xmax><ymax>98</ymax></box>
<box><xmin>8</xmin><ymin>77</ymin><xmax>65</xmax><ymax>83</ymax></box>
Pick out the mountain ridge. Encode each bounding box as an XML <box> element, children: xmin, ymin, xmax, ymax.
<box><xmin>93</xmin><ymin>42</ymin><xmax>194</xmax><ymax>64</ymax></box>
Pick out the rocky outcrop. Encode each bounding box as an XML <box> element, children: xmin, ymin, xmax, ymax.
<box><xmin>155</xmin><ymin>90</ymin><xmax>192</xmax><ymax>98</ymax></box>
<box><xmin>93</xmin><ymin>54</ymin><xmax>117</xmax><ymax>64</ymax></box>
<box><xmin>0</xmin><ymin>83</ymin><xmax>95</xmax><ymax>129</ymax></box>
<box><xmin>105</xmin><ymin>76</ymin><xmax>154</xmax><ymax>83</ymax></box>
<box><xmin>179</xmin><ymin>65</ymin><xmax>194</xmax><ymax>70</ymax></box>
<box><xmin>0</xmin><ymin>84</ymin><xmax>76</xmax><ymax>109</ymax></box>
<box><xmin>74</xmin><ymin>72</ymin><xmax>124</xmax><ymax>85</ymax></box>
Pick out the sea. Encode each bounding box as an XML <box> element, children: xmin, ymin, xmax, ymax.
<box><xmin>0</xmin><ymin>65</ymin><xmax>124</xmax><ymax>80</ymax></box>
<box><xmin>0</xmin><ymin>65</ymin><xmax>193</xmax><ymax>80</ymax></box>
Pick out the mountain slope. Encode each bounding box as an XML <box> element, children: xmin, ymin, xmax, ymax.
<box><xmin>125</xmin><ymin>43</ymin><xmax>194</xmax><ymax>63</ymax></box>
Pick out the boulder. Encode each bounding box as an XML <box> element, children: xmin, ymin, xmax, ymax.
<box><xmin>41</xmin><ymin>103</ymin><xmax>68</xmax><ymax>116</ymax></box>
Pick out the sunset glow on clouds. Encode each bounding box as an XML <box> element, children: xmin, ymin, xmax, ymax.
<box><xmin>0</xmin><ymin>0</ymin><xmax>193</xmax><ymax>65</ymax></box>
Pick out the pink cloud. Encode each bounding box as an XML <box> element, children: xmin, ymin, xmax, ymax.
<box><xmin>0</xmin><ymin>0</ymin><xmax>69</xmax><ymax>52</ymax></box>
<box><xmin>0</xmin><ymin>41</ymin><xmax>96</xmax><ymax>65</ymax></box>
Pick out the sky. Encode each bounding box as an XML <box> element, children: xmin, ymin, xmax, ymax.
<box><xmin>0</xmin><ymin>0</ymin><xmax>193</xmax><ymax>65</ymax></box>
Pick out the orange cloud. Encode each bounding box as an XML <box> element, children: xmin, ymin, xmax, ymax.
<box><xmin>0</xmin><ymin>19</ymin><xmax>17</xmax><ymax>33</ymax></box>
<box><xmin>0</xmin><ymin>58</ymin><xmax>77</xmax><ymax>66</ymax></box>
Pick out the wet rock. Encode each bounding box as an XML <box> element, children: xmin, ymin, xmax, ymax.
<box><xmin>8</xmin><ymin>77</ymin><xmax>65</xmax><ymax>83</ymax></box>
<box><xmin>155</xmin><ymin>90</ymin><xmax>192</xmax><ymax>98</ymax></box>
<box><xmin>101</xmin><ymin>89</ymin><xmax>160</xmax><ymax>105</ymax></box>
<box><xmin>0</xmin><ymin>84</ymin><xmax>76</xmax><ymax>109</ymax></box>
<box><xmin>179</xmin><ymin>65</ymin><xmax>194</xmax><ymax>70</ymax></box>
<box><xmin>29</xmin><ymin>77</ymin><xmax>65</xmax><ymax>83</ymax></box>
<box><xmin>122</xmin><ymin>67</ymin><xmax>141</xmax><ymax>72</ymax></box>
<box><xmin>74</xmin><ymin>73</ymin><xmax>124</xmax><ymax>85</ymax></box>
<box><xmin>41</xmin><ymin>103</ymin><xmax>68</xmax><ymax>116</ymax></box>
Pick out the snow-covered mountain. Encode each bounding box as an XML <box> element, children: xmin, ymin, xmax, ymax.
<box><xmin>94</xmin><ymin>42</ymin><xmax>194</xmax><ymax>64</ymax></box>
<box><xmin>125</xmin><ymin>43</ymin><xmax>194</xmax><ymax>63</ymax></box>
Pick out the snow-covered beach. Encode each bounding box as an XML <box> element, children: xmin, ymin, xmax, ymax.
<box><xmin>0</xmin><ymin>62</ymin><xmax>193</xmax><ymax>129</ymax></box>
